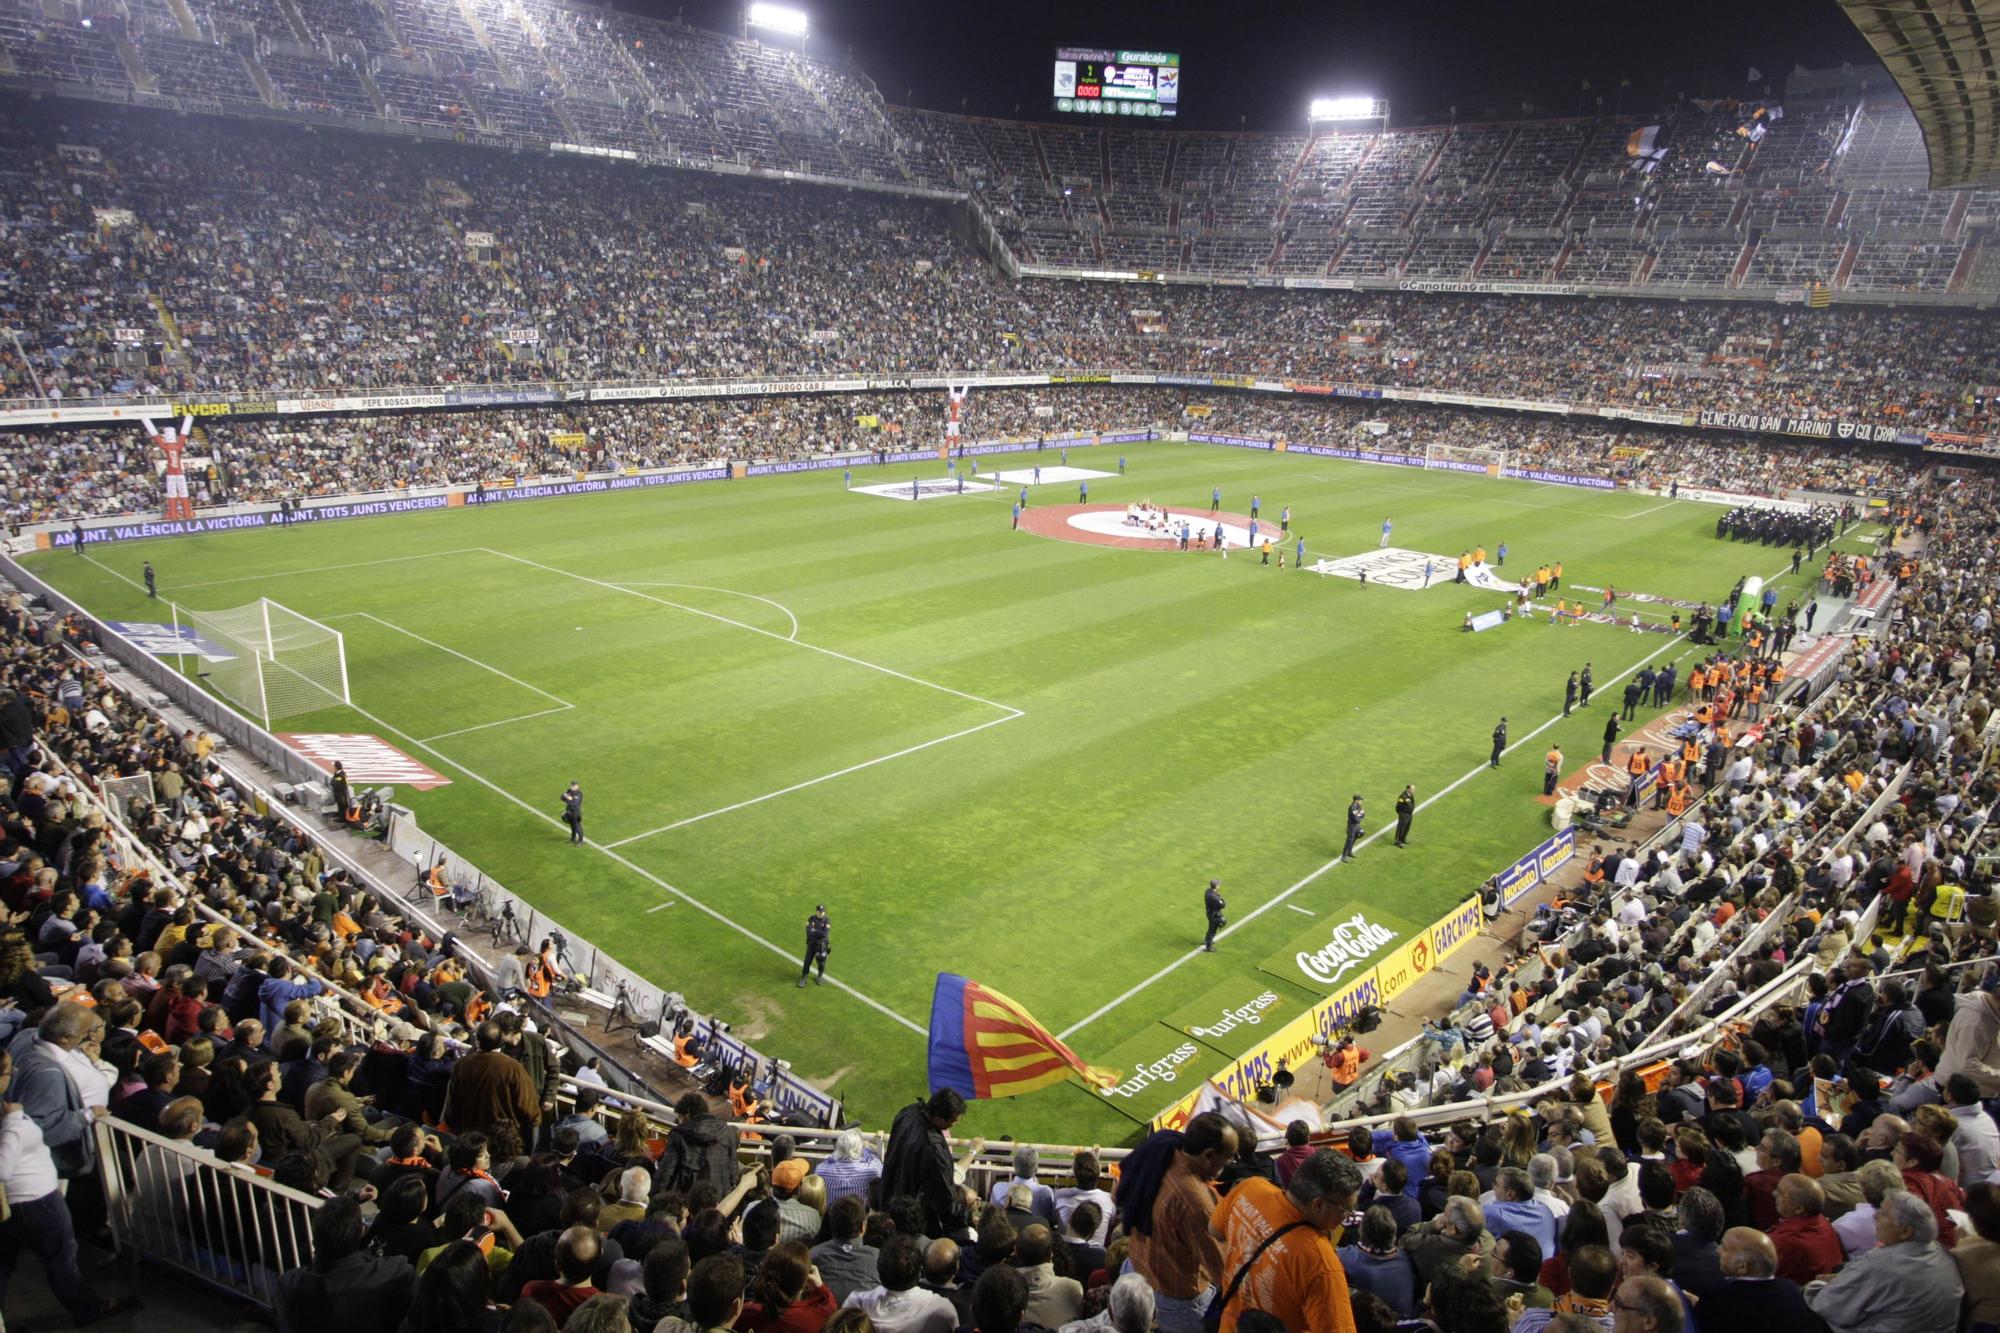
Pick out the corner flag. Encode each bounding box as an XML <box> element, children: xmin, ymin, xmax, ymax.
<box><xmin>927</xmin><ymin>973</ymin><xmax>1119</xmax><ymax>1099</ymax></box>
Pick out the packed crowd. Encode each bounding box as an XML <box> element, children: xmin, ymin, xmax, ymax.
<box><xmin>4</xmin><ymin>99</ymin><xmax>2000</xmax><ymax>441</ymax></box>
<box><xmin>1</xmin><ymin>385</ymin><xmax>1943</xmax><ymax>524</ymax></box>
<box><xmin>0</xmin><ymin>446</ymin><xmax>1990</xmax><ymax>1333</ymax></box>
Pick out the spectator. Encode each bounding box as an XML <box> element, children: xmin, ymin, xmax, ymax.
<box><xmin>841</xmin><ymin>1233</ymin><xmax>954</xmax><ymax>1333</ymax></box>
<box><xmin>1943</xmin><ymin>1071</ymin><xmax>2000</xmax><ymax>1185</ymax></box>
<box><xmin>442</xmin><ymin>1021</ymin><xmax>540</xmax><ymax>1143</ymax></box>
<box><xmin>1610</xmin><ymin>1273</ymin><xmax>1682</xmax><ymax>1333</ymax></box>
<box><xmin>1012</xmin><ymin>1223</ymin><xmax>1083</xmax><ymax>1328</ymax></box>
<box><xmin>815</xmin><ymin>1128</ymin><xmax>883</xmax><ymax>1207</ymax></box>
<box><xmin>1118</xmin><ymin>1111</ymin><xmax>1237</xmax><ymax>1333</ymax></box>
<box><xmin>274</xmin><ymin>1194</ymin><xmax>416</xmax><ymax>1333</ymax></box>
<box><xmin>810</xmin><ymin>1195</ymin><xmax>880</xmax><ymax>1306</ymax></box>
<box><xmin>1488</xmin><ymin>1228</ymin><xmax>1551</xmax><ymax>1312</ymax></box>
<box><xmin>520</xmin><ymin>1225</ymin><xmax>604</xmax><ymax>1327</ymax></box>
<box><xmin>1955</xmin><ymin>1181</ymin><xmax>2000</xmax><ymax>1331</ymax></box>
<box><xmin>1803</xmin><ymin>1190</ymin><xmax>1963</xmax><ymax>1332</ymax></box>
<box><xmin>1830</xmin><ymin>1159</ymin><xmax>1902</xmax><ymax>1257</ymax></box>
<box><xmin>739</xmin><ymin>1240</ymin><xmax>837</xmax><ymax>1333</ymax></box>
<box><xmin>0</xmin><ymin>1046</ymin><xmax>138</xmax><ymax>1325</ymax></box>
<box><xmin>1335</xmin><ymin>1206</ymin><xmax>1417</xmax><ymax>1317</ymax></box>
<box><xmin>1273</xmin><ymin>1121</ymin><xmax>1313</xmax><ymax>1186</ymax></box>
<box><xmin>1405</xmin><ymin>1196</ymin><xmax>1484</xmax><ymax>1289</ymax></box>
<box><xmin>987</xmin><ymin>1145</ymin><xmax>1057</xmax><ymax>1226</ymax></box>
<box><xmin>1765</xmin><ymin>1175</ymin><xmax>1841</xmax><ymax>1284</ymax></box>
<box><xmin>1509</xmin><ymin>1243</ymin><xmax>1615</xmax><ymax>1333</ymax></box>
<box><xmin>1892</xmin><ymin>1131</ymin><xmax>1963</xmax><ymax>1246</ymax></box>
<box><xmin>881</xmin><ymin>1089</ymin><xmax>980</xmax><ymax>1240</ymax></box>
<box><xmin>1483</xmin><ymin>1166</ymin><xmax>1559</xmax><ymax>1257</ymax></box>
<box><xmin>1696</xmin><ymin>1227</ymin><xmax>1808</xmax><ymax>1332</ymax></box>
<box><xmin>403</xmin><ymin>1239</ymin><xmax>504</xmax><ymax>1333</ymax></box>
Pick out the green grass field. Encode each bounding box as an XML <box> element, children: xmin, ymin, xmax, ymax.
<box><xmin>23</xmin><ymin>440</ymin><xmax>1857</xmax><ymax>1143</ymax></box>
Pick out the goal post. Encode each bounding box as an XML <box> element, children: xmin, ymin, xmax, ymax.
<box><xmin>174</xmin><ymin>597</ymin><xmax>350</xmax><ymax>730</ymax></box>
<box><xmin>1424</xmin><ymin>442</ymin><xmax>1509</xmax><ymax>477</ymax></box>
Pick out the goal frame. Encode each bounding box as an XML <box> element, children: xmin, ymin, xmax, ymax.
<box><xmin>171</xmin><ymin>597</ymin><xmax>350</xmax><ymax>730</ymax></box>
<box><xmin>1423</xmin><ymin>441</ymin><xmax>1509</xmax><ymax>477</ymax></box>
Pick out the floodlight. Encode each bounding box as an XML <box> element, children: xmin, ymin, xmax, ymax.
<box><xmin>746</xmin><ymin>3</ymin><xmax>808</xmax><ymax>35</ymax></box>
<box><xmin>1309</xmin><ymin>96</ymin><xmax>1386</xmax><ymax>122</ymax></box>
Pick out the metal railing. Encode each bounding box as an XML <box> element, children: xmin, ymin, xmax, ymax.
<box><xmin>96</xmin><ymin>1117</ymin><xmax>321</xmax><ymax>1312</ymax></box>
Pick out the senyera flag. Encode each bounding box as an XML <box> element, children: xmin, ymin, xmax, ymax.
<box><xmin>928</xmin><ymin>973</ymin><xmax>1119</xmax><ymax>1099</ymax></box>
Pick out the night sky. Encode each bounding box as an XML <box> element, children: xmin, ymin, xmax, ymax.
<box><xmin>649</xmin><ymin>0</ymin><xmax>1883</xmax><ymax>130</ymax></box>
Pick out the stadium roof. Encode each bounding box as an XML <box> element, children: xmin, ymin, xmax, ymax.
<box><xmin>1840</xmin><ymin>0</ymin><xmax>2000</xmax><ymax>187</ymax></box>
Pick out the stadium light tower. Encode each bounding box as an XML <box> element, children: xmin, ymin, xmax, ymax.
<box><xmin>1309</xmin><ymin>96</ymin><xmax>1389</xmax><ymax>127</ymax></box>
<box><xmin>745</xmin><ymin>3</ymin><xmax>808</xmax><ymax>37</ymax></box>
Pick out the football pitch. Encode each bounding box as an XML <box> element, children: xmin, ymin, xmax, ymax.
<box><xmin>24</xmin><ymin>440</ymin><xmax>1857</xmax><ymax>1143</ymax></box>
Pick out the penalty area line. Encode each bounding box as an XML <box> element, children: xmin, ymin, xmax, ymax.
<box><xmin>335</xmin><ymin>697</ymin><xmax>929</xmax><ymax>1038</ymax></box>
<box><xmin>605</xmin><ymin>710</ymin><xmax>1024</xmax><ymax>849</ymax></box>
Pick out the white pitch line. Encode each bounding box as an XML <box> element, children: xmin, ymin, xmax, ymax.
<box><xmin>1285</xmin><ymin>904</ymin><xmax>1316</xmax><ymax>916</ymax></box>
<box><xmin>330</xmin><ymin>612</ymin><xmax>571</xmax><ymax>705</ymax></box>
<box><xmin>645</xmin><ymin>901</ymin><xmax>675</xmax><ymax>914</ymax></box>
<box><xmin>1058</xmin><ymin>549</ymin><xmax>1806</xmax><ymax>1042</ymax></box>
<box><xmin>606</xmin><ymin>710</ymin><xmax>1023</xmax><ymax>849</ymax></box>
<box><xmin>420</xmin><ymin>705</ymin><xmax>576</xmax><ymax>743</ymax></box>
<box><xmin>478</xmin><ymin>548</ymin><xmax>1020</xmax><ymax>717</ymax></box>
<box><xmin>613</xmin><ymin>581</ymin><xmax>801</xmax><ymax>641</ymax></box>
<box><xmin>1054</xmin><ymin>632</ymin><xmax>1677</xmax><ymax>1041</ymax></box>
<box><xmin>83</xmin><ymin>552</ymin><xmax>149</xmax><ymax>594</ymax></box>
<box><xmin>329</xmin><ymin>692</ymin><xmax>929</xmax><ymax>1037</ymax></box>
<box><xmin>1621</xmin><ymin>499</ymin><xmax>1682</xmax><ymax>520</ymax></box>
<box><xmin>170</xmin><ymin>549</ymin><xmax>484</xmax><ymax>591</ymax></box>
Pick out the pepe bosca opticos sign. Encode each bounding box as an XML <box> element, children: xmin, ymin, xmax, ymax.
<box><xmin>1294</xmin><ymin>913</ymin><xmax>1397</xmax><ymax>987</ymax></box>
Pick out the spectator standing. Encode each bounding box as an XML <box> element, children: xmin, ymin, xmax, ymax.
<box><xmin>0</xmin><ymin>1047</ymin><xmax>137</xmax><ymax>1326</ymax></box>
<box><xmin>660</xmin><ymin>1092</ymin><xmax>743</xmax><ymax>1199</ymax></box>
<box><xmin>1207</xmin><ymin>1149</ymin><xmax>1361</xmax><ymax>1333</ymax></box>
<box><xmin>442</xmin><ymin>1021</ymin><xmax>540</xmax><ymax>1143</ymax></box>
<box><xmin>880</xmin><ymin>1089</ymin><xmax>981</xmax><ymax>1239</ymax></box>
<box><xmin>1053</xmin><ymin>1150</ymin><xmax>1115</xmax><ymax>1245</ymax></box>
<box><xmin>1117</xmin><ymin>1112</ymin><xmax>1237</xmax><ymax>1333</ymax></box>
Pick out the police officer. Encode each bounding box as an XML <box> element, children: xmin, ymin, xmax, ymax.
<box><xmin>1393</xmin><ymin>784</ymin><xmax>1416</xmax><ymax>848</ymax></box>
<box><xmin>1563</xmin><ymin>671</ymin><xmax>1579</xmax><ymax>717</ymax></box>
<box><xmin>1202</xmin><ymin>879</ymin><xmax>1226</xmax><ymax>952</ymax></box>
<box><xmin>561</xmin><ymin>782</ymin><xmax>584</xmax><ymax>844</ymax></box>
<box><xmin>143</xmin><ymin>561</ymin><xmax>156</xmax><ymax>598</ymax></box>
<box><xmin>799</xmin><ymin>905</ymin><xmax>831</xmax><ymax>986</ymax></box>
<box><xmin>1490</xmin><ymin>717</ymin><xmax>1508</xmax><ymax>768</ymax></box>
<box><xmin>1342</xmin><ymin>795</ymin><xmax>1365</xmax><ymax>861</ymax></box>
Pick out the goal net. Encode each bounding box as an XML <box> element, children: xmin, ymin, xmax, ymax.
<box><xmin>1424</xmin><ymin>442</ymin><xmax>1509</xmax><ymax>477</ymax></box>
<box><xmin>176</xmin><ymin>598</ymin><xmax>350</xmax><ymax>730</ymax></box>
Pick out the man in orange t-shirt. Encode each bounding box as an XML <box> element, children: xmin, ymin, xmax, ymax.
<box><xmin>1207</xmin><ymin>1151</ymin><xmax>1360</xmax><ymax>1333</ymax></box>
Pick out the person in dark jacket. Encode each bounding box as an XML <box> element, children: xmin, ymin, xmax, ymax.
<box><xmin>275</xmin><ymin>1195</ymin><xmax>415</xmax><ymax>1333</ymax></box>
<box><xmin>245</xmin><ymin>1059</ymin><xmax>363</xmax><ymax>1188</ymax></box>
<box><xmin>659</xmin><ymin>1091</ymin><xmax>743</xmax><ymax>1198</ymax></box>
<box><xmin>0</xmin><ymin>688</ymin><xmax>34</xmax><ymax>776</ymax></box>
<box><xmin>881</xmin><ymin>1089</ymin><xmax>983</xmax><ymax>1238</ymax></box>
<box><xmin>1815</xmin><ymin>956</ymin><xmax>1878</xmax><ymax>1070</ymax></box>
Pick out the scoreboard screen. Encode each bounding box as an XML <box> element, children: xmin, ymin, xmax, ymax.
<box><xmin>1053</xmin><ymin>48</ymin><xmax>1179</xmax><ymax>119</ymax></box>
